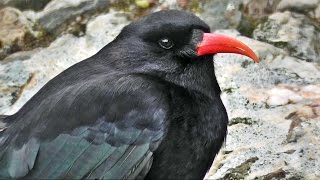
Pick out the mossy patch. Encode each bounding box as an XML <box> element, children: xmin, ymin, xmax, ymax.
<box><xmin>241</xmin><ymin>60</ymin><xmax>254</xmax><ymax>68</ymax></box>
<box><xmin>110</xmin><ymin>0</ymin><xmax>156</xmax><ymax>19</ymax></box>
<box><xmin>220</xmin><ymin>157</ymin><xmax>259</xmax><ymax>180</ymax></box>
<box><xmin>258</xmin><ymin>168</ymin><xmax>286</xmax><ymax>180</ymax></box>
<box><xmin>187</xmin><ymin>0</ymin><xmax>203</xmax><ymax>14</ymax></box>
<box><xmin>237</xmin><ymin>15</ymin><xmax>268</xmax><ymax>38</ymax></box>
<box><xmin>111</xmin><ymin>0</ymin><xmax>204</xmax><ymax>18</ymax></box>
<box><xmin>222</xmin><ymin>87</ymin><xmax>237</xmax><ymax>94</ymax></box>
<box><xmin>110</xmin><ymin>0</ymin><xmax>135</xmax><ymax>12</ymax></box>
<box><xmin>229</xmin><ymin>117</ymin><xmax>255</xmax><ymax>126</ymax></box>
<box><xmin>0</xmin><ymin>27</ymin><xmax>54</xmax><ymax>61</ymax></box>
<box><xmin>22</xmin><ymin>30</ymin><xmax>54</xmax><ymax>51</ymax></box>
<box><xmin>272</xmin><ymin>41</ymin><xmax>288</xmax><ymax>49</ymax></box>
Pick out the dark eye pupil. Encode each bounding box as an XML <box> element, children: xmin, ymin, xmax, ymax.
<box><xmin>159</xmin><ymin>38</ymin><xmax>174</xmax><ymax>49</ymax></box>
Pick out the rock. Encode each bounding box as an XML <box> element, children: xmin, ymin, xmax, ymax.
<box><xmin>301</xmin><ymin>85</ymin><xmax>320</xmax><ymax>99</ymax></box>
<box><xmin>253</xmin><ymin>11</ymin><xmax>320</xmax><ymax>63</ymax></box>
<box><xmin>214</xmin><ymin>30</ymin><xmax>320</xmax><ymax>90</ymax></box>
<box><xmin>315</xmin><ymin>4</ymin><xmax>320</xmax><ymax>22</ymax></box>
<box><xmin>209</xmin><ymin>61</ymin><xmax>320</xmax><ymax>180</ymax></box>
<box><xmin>86</xmin><ymin>10</ymin><xmax>129</xmax><ymax>45</ymax></box>
<box><xmin>207</xmin><ymin>29</ymin><xmax>320</xmax><ymax>179</ymax></box>
<box><xmin>200</xmin><ymin>0</ymin><xmax>242</xmax><ymax>31</ymax></box>
<box><xmin>244</xmin><ymin>82</ymin><xmax>320</xmax><ymax>109</ymax></box>
<box><xmin>0</xmin><ymin>7</ymin><xmax>36</xmax><ymax>60</ymax></box>
<box><xmin>152</xmin><ymin>0</ymin><xmax>201</xmax><ymax>12</ymax></box>
<box><xmin>267</xmin><ymin>56</ymin><xmax>320</xmax><ymax>82</ymax></box>
<box><xmin>266</xmin><ymin>86</ymin><xmax>303</xmax><ymax>106</ymax></box>
<box><xmin>242</xmin><ymin>0</ymin><xmax>281</xmax><ymax>17</ymax></box>
<box><xmin>177</xmin><ymin>0</ymin><xmax>188</xmax><ymax>9</ymax></box>
<box><xmin>135</xmin><ymin>0</ymin><xmax>151</xmax><ymax>9</ymax></box>
<box><xmin>0</xmin><ymin>61</ymin><xmax>32</xmax><ymax>112</ymax></box>
<box><xmin>277</xmin><ymin>0</ymin><xmax>319</xmax><ymax>12</ymax></box>
<box><xmin>0</xmin><ymin>0</ymin><xmax>51</xmax><ymax>11</ymax></box>
<box><xmin>1</xmin><ymin>49</ymin><xmax>41</xmax><ymax>63</ymax></box>
<box><xmin>286</xmin><ymin>117</ymin><xmax>306</xmax><ymax>143</ymax></box>
<box><xmin>219</xmin><ymin>157</ymin><xmax>259</xmax><ymax>179</ymax></box>
<box><xmin>0</xmin><ymin>2</ymin><xmax>319</xmax><ymax>179</ymax></box>
<box><xmin>0</xmin><ymin>10</ymin><xmax>130</xmax><ymax>115</ymax></box>
<box><xmin>237</xmin><ymin>0</ymin><xmax>280</xmax><ymax>37</ymax></box>
<box><xmin>156</xmin><ymin>0</ymin><xmax>179</xmax><ymax>10</ymax></box>
<box><xmin>35</xmin><ymin>0</ymin><xmax>110</xmax><ymax>33</ymax></box>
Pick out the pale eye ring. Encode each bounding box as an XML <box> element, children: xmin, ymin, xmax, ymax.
<box><xmin>158</xmin><ymin>38</ymin><xmax>174</xmax><ymax>49</ymax></box>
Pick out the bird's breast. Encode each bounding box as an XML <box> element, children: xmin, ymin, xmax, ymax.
<box><xmin>146</xmin><ymin>87</ymin><xmax>228</xmax><ymax>179</ymax></box>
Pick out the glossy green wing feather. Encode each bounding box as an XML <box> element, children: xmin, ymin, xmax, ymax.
<box><xmin>0</xmin><ymin>71</ymin><xmax>168</xmax><ymax>179</ymax></box>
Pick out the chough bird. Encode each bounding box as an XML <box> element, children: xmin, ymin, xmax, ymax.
<box><xmin>0</xmin><ymin>10</ymin><xmax>258</xmax><ymax>179</ymax></box>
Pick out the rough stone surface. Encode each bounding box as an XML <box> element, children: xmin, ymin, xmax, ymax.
<box><xmin>0</xmin><ymin>60</ymin><xmax>32</xmax><ymax>112</ymax></box>
<box><xmin>253</xmin><ymin>11</ymin><xmax>320</xmax><ymax>63</ymax></box>
<box><xmin>242</xmin><ymin>0</ymin><xmax>281</xmax><ymax>17</ymax></box>
<box><xmin>277</xmin><ymin>0</ymin><xmax>320</xmax><ymax>12</ymax></box>
<box><xmin>200</xmin><ymin>0</ymin><xmax>242</xmax><ymax>31</ymax></box>
<box><xmin>0</xmin><ymin>0</ymin><xmax>51</xmax><ymax>11</ymax></box>
<box><xmin>315</xmin><ymin>4</ymin><xmax>320</xmax><ymax>22</ymax></box>
<box><xmin>0</xmin><ymin>7</ymin><xmax>36</xmax><ymax>60</ymax></box>
<box><xmin>206</xmin><ymin>30</ymin><xmax>320</xmax><ymax>179</ymax></box>
<box><xmin>0</xmin><ymin>10</ymin><xmax>129</xmax><ymax>114</ymax></box>
<box><xmin>35</xmin><ymin>0</ymin><xmax>110</xmax><ymax>33</ymax></box>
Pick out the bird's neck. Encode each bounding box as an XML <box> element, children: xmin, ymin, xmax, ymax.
<box><xmin>164</xmin><ymin>60</ymin><xmax>220</xmax><ymax>99</ymax></box>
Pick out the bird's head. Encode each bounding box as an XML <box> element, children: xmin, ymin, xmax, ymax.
<box><xmin>104</xmin><ymin>10</ymin><xmax>258</xmax><ymax>90</ymax></box>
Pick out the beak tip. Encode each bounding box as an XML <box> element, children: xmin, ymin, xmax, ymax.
<box><xmin>251</xmin><ymin>54</ymin><xmax>260</xmax><ymax>63</ymax></box>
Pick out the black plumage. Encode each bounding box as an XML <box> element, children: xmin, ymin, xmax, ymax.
<box><xmin>0</xmin><ymin>10</ymin><xmax>258</xmax><ymax>179</ymax></box>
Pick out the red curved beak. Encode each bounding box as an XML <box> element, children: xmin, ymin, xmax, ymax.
<box><xmin>197</xmin><ymin>33</ymin><xmax>259</xmax><ymax>63</ymax></box>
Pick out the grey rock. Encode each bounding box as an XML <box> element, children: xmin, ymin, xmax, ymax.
<box><xmin>0</xmin><ymin>10</ymin><xmax>129</xmax><ymax>115</ymax></box>
<box><xmin>0</xmin><ymin>0</ymin><xmax>51</xmax><ymax>11</ymax></box>
<box><xmin>237</xmin><ymin>0</ymin><xmax>281</xmax><ymax>37</ymax></box>
<box><xmin>242</xmin><ymin>0</ymin><xmax>281</xmax><ymax>17</ymax></box>
<box><xmin>253</xmin><ymin>11</ymin><xmax>320</xmax><ymax>63</ymax></box>
<box><xmin>200</xmin><ymin>0</ymin><xmax>242</xmax><ymax>30</ymax></box>
<box><xmin>315</xmin><ymin>4</ymin><xmax>320</xmax><ymax>22</ymax></box>
<box><xmin>36</xmin><ymin>0</ymin><xmax>110</xmax><ymax>33</ymax></box>
<box><xmin>277</xmin><ymin>0</ymin><xmax>320</xmax><ymax>12</ymax></box>
<box><xmin>206</xmin><ymin>30</ymin><xmax>320</xmax><ymax>179</ymax></box>
<box><xmin>0</xmin><ymin>7</ymin><xmax>37</xmax><ymax>60</ymax></box>
<box><xmin>157</xmin><ymin>0</ymin><xmax>180</xmax><ymax>9</ymax></box>
<box><xmin>0</xmin><ymin>61</ymin><xmax>32</xmax><ymax>113</ymax></box>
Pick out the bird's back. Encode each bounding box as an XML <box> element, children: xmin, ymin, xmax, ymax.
<box><xmin>0</xmin><ymin>56</ymin><xmax>168</xmax><ymax>179</ymax></box>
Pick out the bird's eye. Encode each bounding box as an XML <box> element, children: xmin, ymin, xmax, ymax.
<box><xmin>158</xmin><ymin>38</ymin><xmax>174</xmax><ymax>49</ymax></box>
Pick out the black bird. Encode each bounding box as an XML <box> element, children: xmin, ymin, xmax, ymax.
<box><xmin>0</xmin><ymin>10</ymin><xmax>258</xmax><ymax>179</ymax></box>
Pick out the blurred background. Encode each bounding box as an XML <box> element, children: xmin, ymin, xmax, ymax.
<box><xmin>0</xmin><ymin>0</ymin><xmax>319</xmax><ymax>179</ymax></box>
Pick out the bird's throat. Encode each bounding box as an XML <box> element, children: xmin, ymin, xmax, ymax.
<box><xmin>164</xmin><ymin>60</ymin><xmax>219</xmax><ymax>98</ymax></box>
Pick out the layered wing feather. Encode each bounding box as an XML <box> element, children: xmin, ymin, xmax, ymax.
<box><xmin>0</xmin><ymin>66</ymin><xmax>168</xmax><ymax>179</ymax></box>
